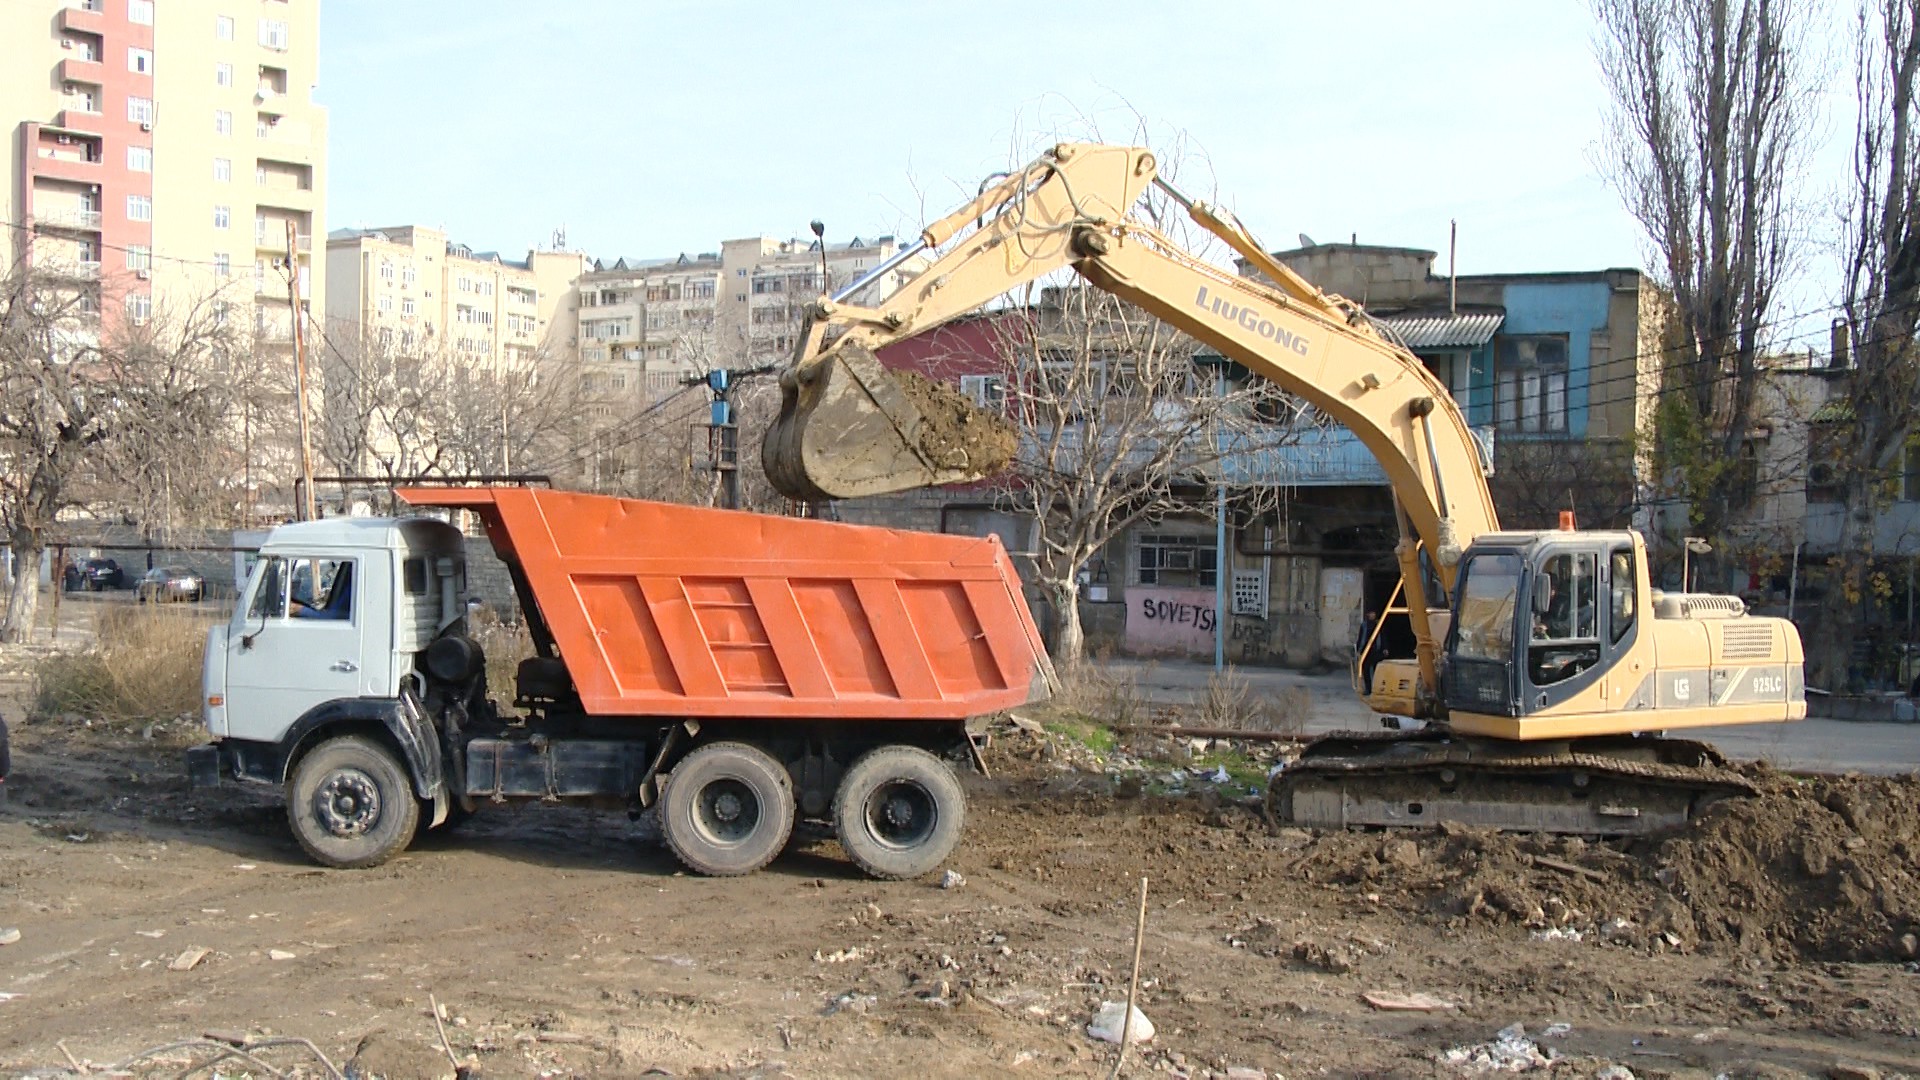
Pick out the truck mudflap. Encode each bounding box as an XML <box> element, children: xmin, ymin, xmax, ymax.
<box><xmin>280</xmin><ymin>693</ymin><xmax>443</xmax><ymax>803</ymax></box>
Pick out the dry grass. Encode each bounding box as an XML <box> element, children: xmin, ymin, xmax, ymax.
<box><xmin>32</xmin><ymin>604</ymin><xmax>217</xmax><ymax>725</ymax></box>
<box><xmin>1057</xmin><ymin>655</ymin><xmax>1150</xmax><ymax>728</ymax></box>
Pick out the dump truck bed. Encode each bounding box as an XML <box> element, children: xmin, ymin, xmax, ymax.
<box><xmin>394</xmin><ymin>487</ymin><xmax>1055</xmax><ymax>721</ymax></box>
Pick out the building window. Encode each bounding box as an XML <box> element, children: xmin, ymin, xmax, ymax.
<box><xmin>1134</xmin><ymin>533</ymin><xmax>1218</xmax><ymax>588</ymax></box>
<box><xmin>213</xmin><ymin>205</ymin><xmax>230</xmax><ymax>229</ymax></box>
<box><xmin>401</xmin><ymin>265</ymin><xmax>416</xmax><ymax>286</ymax></box>
<box><xmin>259</xmin><ymin>19</ymin><xmax>289</xmax><ymax>50</ymax></box>
<box><xmin>214</xmin><ymin>110</ymin><xmax>232</xmax><ymax>136</ymax></box>
<box><xmin>1902</xmin><ymin>440</ymin><xmax>1920</xmax><ymax>502</ymax></box>
<box><xmin>216</xmin><ymin>62</ymin><xmax>233</xmax><ymax>88</ymax></box>
<box><xmin>959</xmin><ymin>374</ymin><xmax>1007</xmax><ymax>409</ymax></box>
<box><xmin>1494</xmin><ymin>334</ymin><xmax>1570</xmax><ymax>435</ymax></box>
<box><xmin>126</xmin><ymin>245</ymin><xmax>152</xmax><ymax>271</ymax></box>
<box><xmin>214</xmin><ymin>253</ymin><xmax>231</xmax><ymax>277</ymax></box>
<box><xmin>213</xmin><ymin>157</ymin><xmax>231</xmax><ymax>182</ymax></box>
<box><xmin>378</xmin><ymin>295</ymin><xmax>394</xmax><ymax>313</ymax></box>
<box><xmin>126</xmin><ymin>293</ymin><xmax>152</xmax><ymax>322</ymax></box>
<box><xmin>128</xmin><ymin>97</ymin><xmax>154</xmax><ymax>124</ymax></box>
<box><xmin>127</xmin><ymin>145</ymin><xmax>152</xmax><ymax>172</ymax></box>
<box><xmin>127</xmin><ymin>48</ymin><xmax>153</xmax><ymax>74</ymax></box>
<box><xmin>128</xmin><ymin>0</ymin><xmax>154</xmax><ymax>25</ymax></box>
<box><xmin>401</xmin><ymin>298</ymin><xmax>416</xmax><ymax>317</ymax></box>
<box><xmin>126</xmin><ymin>195</ymin><xmax>152</xmax><ymax>222</ymax></box>
<box><xmin>215</xmin><ymin>14</ymin><xmax>235</xmax><ymax>40</ymax></box>
<box><xmin>255</xmin><ymin>164</ymin><xmax>267</xmax><ymax>185</ymax></box>
<box><xmin>379</xmin><ymin>259</ymin><xmax>394</xmax><ymax>281</ymax></box>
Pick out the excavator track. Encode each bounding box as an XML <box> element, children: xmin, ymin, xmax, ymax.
<box><xmin>1265</xmin><ymin>729</ymin><xmax>1755</xmax><ymax>836</ymax></box>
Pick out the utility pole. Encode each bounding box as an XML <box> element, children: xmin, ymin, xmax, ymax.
<box><xmin>285</xmin><ymin>220</ymin><xmax>317</xmax><ymax>521</ymax></box>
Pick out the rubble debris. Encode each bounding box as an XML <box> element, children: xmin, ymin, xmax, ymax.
<box><xmin>1440</xmin><ymin>1023</ymin><xmax>1551</xmax><ymax>1073</ymax></box>
<box><xmin>169</xmin><ymin>947</ymin><xmax>210</xmax><ymax>971</ymax></box>
<box><xmin>940</xmin><ymin>869</ymin><xmax>966</xmax><ymax>889</ymax></box>
<box><xmin>1086</xmin><ymin>1001</ymin><xmax>1154</xmax><ymax>1044</ymax></box>
<box><xmin>1362</xmin><ymin>991</ymin><xmax>1457</xmax><ymax>1012</ymax></box>
<box><xmin>0</xmin><ymin>927</ymin><xmax>19</xmax><ymax>946</ymax></box>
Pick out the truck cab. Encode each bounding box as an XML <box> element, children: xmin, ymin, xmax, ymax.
<box><xmin>192</xmin><ymin>516</ymin><xmax>470</xmax><ymax>858</ymax></box>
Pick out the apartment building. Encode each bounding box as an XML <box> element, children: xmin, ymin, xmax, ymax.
<box><xmin>324</xmin><ymin>226</ymin><xmax>588</xmax><ymax>369</ymax></box>
<box><xmin>577</xmin><ymin>235</ymin><xmax>927</xmax><ymax>400</ymax></box>
<box><xmin>1</xmin><ymin>0</ymin><xmax>327</xmax><ymax>337</ymax></box>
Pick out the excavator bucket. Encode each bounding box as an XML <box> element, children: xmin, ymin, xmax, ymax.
<box><xmin>762</xmin><ymin>341</ymin><xmax>1018</xmax><ymax>502</ymax></box>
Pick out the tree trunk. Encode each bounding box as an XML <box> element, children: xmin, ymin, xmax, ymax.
<box><xmin>2</xmin><ymin>536</ymin><xmax>41</xmax><ymax>645</ymax></box>
<box><xmin>1044</xmin><ymin>577</ymin><xmax>1085</xmax><ymax>669</ymax></box>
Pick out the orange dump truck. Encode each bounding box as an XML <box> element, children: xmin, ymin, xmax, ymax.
<box><xmin>187</xmin><ymin>487</ymin><xmax>1054</xmax><ymax>878</ymax></box>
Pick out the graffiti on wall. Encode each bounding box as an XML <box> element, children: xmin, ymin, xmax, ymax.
<box><xmin>1124</xmin><ymin>587</ymin><xmax>1217</xmax><ymax>653</ymax></box>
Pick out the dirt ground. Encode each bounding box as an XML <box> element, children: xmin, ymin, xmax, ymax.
<box><xmin>2</xmin><ymin>636</ymin><xmax>1919</xmax><ymax>1077</ymax></box>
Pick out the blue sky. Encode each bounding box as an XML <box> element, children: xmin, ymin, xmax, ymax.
<box><xmin>317</xmin><ymin>0</ymin><xmax>1838</xmax><ymax>301</ymax></box>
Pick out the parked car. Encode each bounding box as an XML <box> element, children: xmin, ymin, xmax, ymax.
<box><xmin>137</xmin><ymin>566</ymin><xmax>206</xmax><ymax>604</ymax></box>
<box><xmin>63</xmin><ymin>557</ymin><xmax>127</xmax><ymax>592</ymax></box>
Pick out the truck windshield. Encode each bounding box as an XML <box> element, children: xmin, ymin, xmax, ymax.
<box><xmin>1451</xmin><ymin>553</ymin><xmax>1521</xmax><ymax>664</ymax></box>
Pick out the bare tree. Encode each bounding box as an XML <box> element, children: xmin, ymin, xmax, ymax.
<box><xmin>1593</xmin><ymin>0</ymin><xmax>1821</xmax><ymax>547</ymax></box>
<box><xmin>989</xmin><ymin>284</ymin><xmax>1307</xmax><ymax>665</ymax></box>
<box><xmin>0</xmin><ymin>260</ymin><xmax>247</xmax><ymax>640</ymax></box>
<box><xmin>1815</xmin><ymin>0</ymin><xmax>1920</xmax><ymax>687</ymax></box>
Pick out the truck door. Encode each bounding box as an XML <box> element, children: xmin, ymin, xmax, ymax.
<box><xmin>224</xmin><ymin>554</ymin><xmax>370</xmax><ymax>744</ymax></box>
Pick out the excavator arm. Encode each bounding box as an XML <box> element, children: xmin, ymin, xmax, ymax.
<box><xmin>763</xmin><ymin>144</ymin><xmax>1499</xmax><ymax>694</ymax></box>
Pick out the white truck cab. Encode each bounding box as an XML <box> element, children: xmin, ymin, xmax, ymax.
<box><xmin>190</xmin><ymin>516</ymin><xmax>472</xmax><ymax>863</ymax></box>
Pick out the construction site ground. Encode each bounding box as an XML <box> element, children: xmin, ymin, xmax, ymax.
<box><xmin>1</xmin><ymin>603</ymin><xmax>1917</xmax><ymax>1078</ymax></box>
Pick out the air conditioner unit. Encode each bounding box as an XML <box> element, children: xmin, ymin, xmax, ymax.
<box><xmin>1164</xmin><ymin>548</ymin><xmax>1195</xmax><ymax>571</ymax></box>
<box><xmin>55</xmin><ymin>134</ymin><xmax>73</xmax><ymax>145</ymax></box>
<box><xmin>139</xmin><ymin>122</ymin><xmax>152</xmax><ymax>132</ymax></box>
<box><xmin>63</xmin><ymin>83</ymin><xmax>76</xmax><ymax>94</ymax></box>
<box><xmin>136</xmin><ymin>269</ymin><xmax>151</xmax><ymax>280</ymax></box>
<box><xmin>60</xmin><ymin>37</ymin><xmax>73</xmax><ymax>50</ymax></box>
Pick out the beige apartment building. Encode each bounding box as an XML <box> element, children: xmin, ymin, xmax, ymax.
<box><xmin>325</xmin><ymin>226</ymin><xmax>587</xmax><ymax>369</ymax></box>
<box><xmin>1</xmin><ymin>0</ymin><xmax>326</xmax><ymax>338</ymax></box>
<box><xmin>577</xmin><ymin>234</ymin><xmax>925</xmax><ymax>400</ymax></box>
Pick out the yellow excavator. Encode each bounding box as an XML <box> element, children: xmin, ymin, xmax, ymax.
<box><xmin>763</xmin><ymin>143</ymin><xmax>1806</xmax><ymax>834</ymax></box>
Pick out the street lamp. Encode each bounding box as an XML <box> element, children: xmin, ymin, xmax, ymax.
<box><xmin>1683</xmin><ymin>536</ymin><xmax>1712</xmax><ymax>593</ymax></box>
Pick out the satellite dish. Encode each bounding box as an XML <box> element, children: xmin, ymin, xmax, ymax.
<box><xmin>1297</xmin><ymin>233</ymin><xmax>1316</xmax><ymax>248</ymax></box>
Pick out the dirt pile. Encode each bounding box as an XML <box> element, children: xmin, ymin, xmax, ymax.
<box><xmin>1291</xmin><ymin>770</ymin><xmax>1920</xmax><ymax>963</ymax></box>
<box><xmin>1647</xmin><ymin>770</ymin><xmax>1920</xmax><ymax>962</ymax></box>
<box><xmin>896</xmin><ymin>368</ymin><xmax>1017</xmax><ymax>475</ymax></box>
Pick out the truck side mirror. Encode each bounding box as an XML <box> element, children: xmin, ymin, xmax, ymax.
<box><xmin>1532</xmin><ymin>573</ymin><xmax>1554</xmax><ymax>616</ymax></box>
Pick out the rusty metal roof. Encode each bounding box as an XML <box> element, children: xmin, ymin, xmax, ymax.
<box><xmin>1378</xmin><ymin>311</ymin><xmax>1505</xmax><ymax>351</ymax></box>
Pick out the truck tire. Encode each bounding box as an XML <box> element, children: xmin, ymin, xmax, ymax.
<box><xmin>286</xmin><ymin>735</ymin><xmax>420</xmax><ymax>869</ymax></box>
<box><xmin>833</xmin><ymin>745</ymin><xmax>965</xmax><ymax>880</ymax></box>
<box><xmin>661</xmin><ymin>741</ymin><xmax>794</xmax><ymax>877</ymax></box>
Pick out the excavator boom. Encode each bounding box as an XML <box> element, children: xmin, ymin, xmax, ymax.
<box><xmin>762</xmin><ymin>141</ymin><xmax>1805</xmax><ymax>836</ymax></box>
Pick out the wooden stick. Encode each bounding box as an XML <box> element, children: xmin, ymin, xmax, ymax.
<box><xmin>428</xmin><ymin>993</ymin><xmax>460</xmax><ymax>1073</ymax></box>
<box><xmin>57</xmin><ymin>1040</ymin><xmax>86</xmax><ymax>1074</ymax></box>
<box><xmin>1530</xmin><ymin>854</ymin><xmax>1607</xmax><ymax>883</ymax></box>
<box><xmin>1109</xmin><ymin>877</ymin><xmax>1149</xmax><ymax>1080</ymax></box>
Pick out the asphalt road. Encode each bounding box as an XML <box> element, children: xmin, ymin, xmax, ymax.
<box><xmin>1100</xmin><ymin>657</ymin><xmax>1920</xmax><ymax>776</ymax></box>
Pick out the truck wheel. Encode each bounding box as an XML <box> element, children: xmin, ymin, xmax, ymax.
<box><xmin>661</xmin><ymin>741</ymin><xmax>794</xmax><ymax>876</ymax></box>
<box><xmin>287</xmin><ymin>735</ymin><xmax>420</xmax><ymax>869</ymax></box>
<box><xmin>833</xmin><ymin>745</ymin><xmax>965</xmax><ymax>880</ymax></box>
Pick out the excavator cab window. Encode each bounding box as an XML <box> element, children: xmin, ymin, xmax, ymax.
<box><xmin>1528</xmin><ymin>552</ymin><xmax>1600</xmax><ymax>686</ymax></box>
<box><xmin>1609</xmin><ymin>547</ymin><xmax>1637</xmax><ymax>645</ymax></box>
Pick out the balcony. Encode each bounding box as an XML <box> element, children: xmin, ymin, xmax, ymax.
<box><xmin>58</xmin><ymin>4</ymin><xmax>106</xmax><ymax>35</ymax></box>
<box><xmin>254</xmin><ymin>231</ymin><xmax>312</xmax><ymax>254</ymax></box>
<box><xmin>57</xmin><ymin>57</ymin><xmax>104</xmax><ymax>85</ymax></box>
<box><xmin>35</xmin><ymin>208</ymin><xmax>103</xmax><ymax>232</ymax></box>
<box><xmin>52</xmin><ymin>110</ymin><xmax>104</xmax><ymax>135</ymax></box>
<box><xmin>29</xmin><ymin>151</ymin><xmax>101</xmax><ymax>186</ymax></box>
<box><xmin>254</xmin><ymin>186</ymin><xmax>315</xmax><ymax>213</ymax></box>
